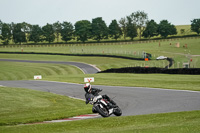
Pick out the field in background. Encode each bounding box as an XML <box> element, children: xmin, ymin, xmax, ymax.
<box><xmin>176</xmin><ymin>25</ymin><xmax>197</xmax><ymax>35</ymax></box>
<box><xmin>0</xmin><ymin>54</ymin><xmax>169</xmax><ymax>71</ymax></box>
<box><xmin>1</xmin><ymin>37</ymin><xmax>200</xmax><ymax>68</ymax></box>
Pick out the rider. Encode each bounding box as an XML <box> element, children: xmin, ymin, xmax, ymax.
<box><xmin>84</xmin><ymin>83</ymin><xmax>116</xmax><ymax>108</ymax></box>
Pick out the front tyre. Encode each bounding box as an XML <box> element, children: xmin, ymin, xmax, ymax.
<box><xmin>95</xmin><ymin>105</ymin><xmax>109</xmax><ymax>117</ymax></box>
<box><xmin>92</xmin><ymin>106</ymin><xmax>97</xmax><ymax>113</ymax></box>
<box><xmin>113</xmin><ymin>106</ymin><xmax>122</xmax><ymax>116</ymax></box>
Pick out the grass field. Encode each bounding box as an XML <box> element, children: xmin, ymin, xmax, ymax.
<box><xmin>1</xmin><ymin>37</ymin><xmax>200</xmax><ymax>68</ymax></box>
<box><xmin>0</xmin><ymin>87</ymin><xmax>91</xmax><ymax>126</ymax></box>
<box><xmin>1</xmin><ymin>109</ymin><xmax>200</xmax><ymax>133</ymax></box>
<box><xmin>0</xmin><ymin>61</ymin><xmax>83</xmax><ymax>80</ymax></box>
<box><xmin>0</xmin><ymin>54</ymin><xmax>170</xmax><ymax>71</ymax></box>
<box><xmin>176</xmin><ymin>25</ymin><xmax>197</xmax><ymax>35</ymax></box>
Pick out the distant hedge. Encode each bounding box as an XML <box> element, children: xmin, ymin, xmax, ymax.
<box><xmin>0</xmin><ymin>51</ymin><xmax>144</xmax><ymax>60</ymax></box>
<box><xmin>99</xmin><ymin>67</ymin><xmax>200</xmax><ymax>75</ymax></box>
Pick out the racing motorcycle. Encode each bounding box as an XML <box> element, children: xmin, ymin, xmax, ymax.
<box><xmin>89</xmin><ymin>95</ymin><xmax>122</xmax><ymax>117</ymax></box>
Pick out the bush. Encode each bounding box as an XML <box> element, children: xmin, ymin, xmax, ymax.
<box><xmin>99</xmin><ymin>67</ymin><xmax>200</xmax><ymax>75</ymax></box>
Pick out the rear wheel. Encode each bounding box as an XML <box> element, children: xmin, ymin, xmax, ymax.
<box><xmin>95</xmin><ymin>105</ymin><xmax>109</xmax><ymax>117</ymax></box>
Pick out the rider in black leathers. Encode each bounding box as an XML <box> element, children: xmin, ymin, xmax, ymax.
<box><xmin>84</xmin><ymin>83</ymin><xmax>116</xmax><ymax>108</ymax></box>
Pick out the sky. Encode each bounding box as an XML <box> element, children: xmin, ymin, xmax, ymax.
<box><xmin>0</xmin><ymin>0</ymin><xmax>200</xmax><ymax>26</ymax></box>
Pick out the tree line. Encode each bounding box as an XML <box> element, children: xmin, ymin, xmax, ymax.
<box><xmin>0</xmin><ymin>11</ymin><xmax>199</xmax><ymax>45</ymax></box>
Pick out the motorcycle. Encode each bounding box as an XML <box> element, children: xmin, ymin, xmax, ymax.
<box><xmin>89</xmin><ymin>95</ymin><xmax>122</xmax><ymax>117</ymax></box>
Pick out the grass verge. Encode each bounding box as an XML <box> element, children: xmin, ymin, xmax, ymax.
<box><xmin>0</xmin><ymin>87</ymin><xmax>91</xmax><ymax>126</ymax></box>
<box><xmin>45</xmin><ymin>73</ymin><xmax>200</xmax><ymax>91</ymax></box>
<box><xmin>0</xmin><ymin>61</ymin><xmax>83</xmax><ymax>80</ymax></box>
<box><xmin>1</xmin><ymin>110</ymin><xmax>200</xmax><ymax>133</ymax></box>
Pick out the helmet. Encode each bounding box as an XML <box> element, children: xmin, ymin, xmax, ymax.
<box><xmin>84</xmin><ymin>83</ymin><xmax>91</xmax><ymax>93</ymax></box>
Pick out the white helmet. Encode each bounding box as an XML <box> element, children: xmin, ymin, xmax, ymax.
<box><xmin>84</xmin><ymin>83</ymin><xmax>91</xmax><ymax>93</ymax></box>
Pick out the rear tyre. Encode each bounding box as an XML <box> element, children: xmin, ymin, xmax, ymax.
<box><xmin>95</xmin><ymin>105</ymin><xmax>109</xmax><ymax>117</ymax></box>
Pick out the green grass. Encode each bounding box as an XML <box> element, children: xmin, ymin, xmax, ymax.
<box><xmin>0</xmin><ymin>54</ymin><xmax>169</xmax><ymax>71</ymax></box>
<box><xmin>45</xmin><ymin>73</ymin><xmax>200</xmax><ymax>91</ymax></box>
<box><xmin>176</xmin><ymin>25</ymin><xmax>196</xmax><ymax>35</ymax></box>
<box><xmin>1</xmin><ymin>37</ymin><xmax>200</xmax><ymax>68</ymax></box>
<box><xmin>0</xmin><ymin>61</ymin><xmax>83</xmax><ymax>80</ymax></box>
<box><xmin>1</xmin><ymin>110</ymin><xmax>200</xmax><ymax>133</ymax></box>
<box><xmin>0</xmin><ymin>87</ymin><xmax>91</xmax><ymax>126</ymax></box>
<box><xmin>1</xmin><ymin>37</ymin><xmax>200</xmax><ymax>55</ymax></box>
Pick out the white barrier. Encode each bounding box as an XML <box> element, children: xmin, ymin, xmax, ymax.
<box><xmin>34</xmin><ymin>75</ymin><xmax>42</xmax><ymax>80</ymax></box>
<box><xmin>84</xmin><ymin>77</ymin><xmax>94</xmax><ymax>82</ymax></box>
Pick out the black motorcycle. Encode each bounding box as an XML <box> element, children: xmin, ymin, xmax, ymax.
<box><xmin>89</xmin><ymin>94</ymin><xmax>122</xmax><ymax>117</ymax></box>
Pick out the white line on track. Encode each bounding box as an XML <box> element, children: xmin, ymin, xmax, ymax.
<box><xmin>68</xmin><ymin>96</ymin><xmax>85</xmax><ymax>101</ymax></box>
<box><xmin>94</xmin><ymin>84</ymin><xmax>200</xmax><ymax>94</ymax></box>
<box><xmin>31</xmin><ymin>80</ymin><xmax>82</xmax><ymax>85</ymax></box>
<box><xmin>25</xmin><ymin>114</ymin><xmax>100</xmax><ymax>124</ymax></box>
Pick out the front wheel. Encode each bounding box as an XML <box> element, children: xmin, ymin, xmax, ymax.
<box><xmin>92</xmin><ymin>106</ymin><xmax>97</xmax><ymax>113</ymax></box>
<box><xmin>113</xmin><ymin>106</ymin><xmax>122</xmax><ymax>116</ymax></box>
<box><xmin>95</xmin><ymin>105</ymin><xmax>110</xmax><ymax>117</ymax></box>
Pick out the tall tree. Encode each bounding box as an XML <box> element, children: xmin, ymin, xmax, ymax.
<box><xmin>42</xmin><ymin>23</ymin><xmax>55</xmax><ymax>43</ymax></box>
<box><xmin>0</xmin><ymin>20</ymin><xmax>3</xmax><ymax>34</ymax></box>
<box><xmin>60</xmin><ymin>21</ymin><xmax>74</xmax><ymax>42</ymax></box>
<box><xmin>29</xmin><ymin>25</ymin><xmax>42</xmax><ymax>43</ymax></box>
<box><xmin>53</xmin><ymin>21</ymin><xmax>62</xmax><ymax>43</ymax></box>
<box><xmin>142</xmin><ymin>19</ymin><xmax>158</xmax><ymax>39</ymax></box>
<box><xmin>126</xmin><ymin>16</ymin><xmax>137</xmax><ymax>40</ymax></box>
<box><xmin>1</xmin><ymin>23</ymin><xmax>12</xmax><ymax>45</ymax></box>
<box><xmin>9</xmin><ymin>22</ymin><xmax>15</xmax><ymax>43</ymax></box>
<box><xmin>13</xmin><ymin>23</ymin><xmax>26</xmax><ymax>44</ymax></box>
<box><xmin>91</xmin><ymin>17</ymin><xmax>108</xmax><ymax>42</ymax></box>
<box><xmin>158</xmin><ymin>20</ymin><xmax>177</xmax><ymax>38</ymax></box>
<box><xmin>119</xmin><ymin>17</ymin><xmax>127</xmax><ymax>40</ymax></box>
<box><xmin>0</xmin><ymin>20</ymin><xmax>3</xmax><ymax>42</ymax></box>
<box><xmin>130</xmin><ymin>11</ymin><xmax>148</xmax><ymax>39</ymax></box>
<box><xmin>21</xmin><ymin>22</ymin><xmax>31</xmax><ymax>42</ymax></box>
<box><xmin>74</xmin><ymin>20</ymin><xmax>92</xmax><ymax>43</ymax></box>
<box><xmin>109</xmin><ymin>19</ymin><xmax>122</xmax><ymax>40</ymax></box>
<box><xmin>191</xmin><ymin>19</ymin><xmax>200</xmax><ymax>35</ymax></box>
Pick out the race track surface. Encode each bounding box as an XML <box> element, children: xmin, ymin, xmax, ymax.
<box><xmin>1</xmin><ymin>80</ymin><xmax>200</xmax><ymax>116</ymax></box>
<box><xmin>0</xmin><ymin>59</ymin><xmax>99</xmax><ymax>74</ymax></box>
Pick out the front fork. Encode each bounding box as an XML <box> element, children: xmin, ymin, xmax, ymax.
<box><xmin>94</xmin><ymin>100</ymin><xmax>113</xmax><ymax>115</ymax></box>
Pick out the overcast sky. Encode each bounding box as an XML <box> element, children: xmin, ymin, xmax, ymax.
<box><xmin>0</xmin><ymin>0</ymin><xmax>200</xmax><ymax>26</ymax></box>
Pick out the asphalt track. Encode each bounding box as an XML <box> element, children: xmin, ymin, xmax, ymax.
<box><xmin>1</xmin><ymin>59</ymin><xmax>200</xmax><ymax>116</ymax></box>
<box><xmin>0</xmin><ymin>80</ymin><xmax>200</xmax><ymax>116</ymax></box>
<box><xmin>0</xmin><ymin>59</ymin><xmax>100</xmax><ymax>74</ymax></box>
